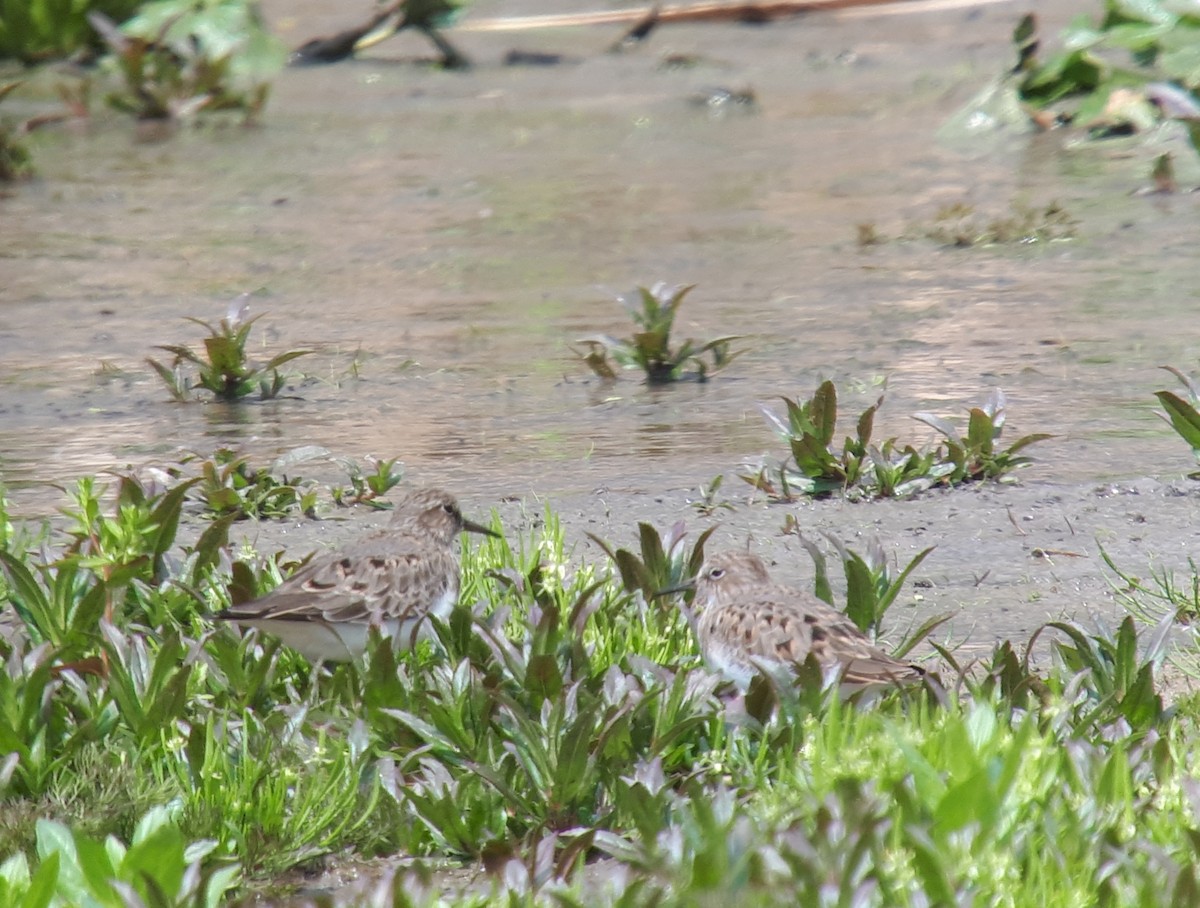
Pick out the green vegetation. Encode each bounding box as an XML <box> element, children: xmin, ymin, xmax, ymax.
<box><xmin>0</xmin><ymin>0</ymin><xmax>140</xmax><ymax>63</ymax></box>
<box><xmin>1011</xmin><ymin>7</ymin><xmax>1200</xmax><ymax>156</ymax></box>
<box><xmin>784</xmin><ymin>526</ymin><xmax>942</xmax><ymax>646</ymax></box>
<box><xmin>857</xmin><ymin>199</ymin><xmax>1078</xmax><ymax>248</ymax></box>
<box><xmin>0</xmin><ymin>466</ymin><xmax>1196</xmax><ymax>905</ymax></box>
<box><xmin>90</xmin><ymin>0</ymin><xmax>286</xmax><ymax>122</ymax></box>
<box><xmin>330</xmin><ymin>455</ymin><xmax>405</xmax><ymax>509</ymax></box>
<box><xmin>0</xmin><ymin>82</ymin><xmax>33</xmax><ymax>183</ymax></box>
<box><xmin>921</xmin><ymin>200</ymin><xmax>1077</xmax><ymax>248</ymax></box>
<box><xmin>146</xmin><ymin>299</ymin><xmax>312</xmax><ymax>402</ymax></box>
<box><xmin>157</xmin><ymin>448</ymin><xmax>405</xmax><ymax>520</ymax></box>
<box><xmin>743</xmin><ymin>381</ymin><xmax>1051</xmax><ymax>500</ymax></box>
<box><xmin>1155</xmin><ymin>366</ymin><xmax>1200</xmax><ymax>478</ymax></box>
<box><xmin>575</xmin><ymin>284</ymin><xmax>743</xmax><ymax>384</ymax></box>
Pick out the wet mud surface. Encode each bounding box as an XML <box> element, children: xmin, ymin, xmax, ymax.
<box><xmin>4</xmin><ymin>0</ymin><xmax>1200</xmax><ymax>898</ymax></box>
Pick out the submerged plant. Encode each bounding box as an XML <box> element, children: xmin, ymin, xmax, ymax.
<box><xmin>147</xmin><ymin>296</ymin><xmax>312</xmax><ymax>402</ymax></box>
<box><xmin>576</xmin><ymin>283</ymin><xmax>743</xmax><ymax>384</ymax></box>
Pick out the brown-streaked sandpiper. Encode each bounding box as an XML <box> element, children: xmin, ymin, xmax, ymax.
<box><xmin>671</xmin><ymin>550</ymin><xmax>925</xmax><ymax>690</ymax></box>
<box><xmin>215</xmin><ymin>487</ymin><xmax>497</xmax><ymax>662</ymax></box>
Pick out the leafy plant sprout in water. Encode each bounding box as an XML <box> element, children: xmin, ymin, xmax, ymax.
<box><xmin>146</xmin><ymin>295</ymin><xmax>312</xmax><ymax>402</ymax></box>
<box><xmin>89</xmin><ymin>0</ymin><xmax>286</xmax><ymax>124</ymax></box>
<box><xmin>1001</xmin><ymin>10</ymin><xmax>1200</xmax><ymax>160</ymax></box>
<box><xmin>0</xmin><ymin>82</ymin><xmax>33</xmax><ymax>182</ymax></box>
<box><xmin>575</xmin><ymin>283</ymin><xmax>744</xmax><ymax>384</ymax></box>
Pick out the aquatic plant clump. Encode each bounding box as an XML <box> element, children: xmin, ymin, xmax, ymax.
<box><xmin>147</xmin><ymin>296</ymin><xmax>312</xmax><ymax>402</ymax></box>
<box><xmin>575</xmin><ymin>283</ymin><xmax>744</xmax><ymax>384</ymax></box>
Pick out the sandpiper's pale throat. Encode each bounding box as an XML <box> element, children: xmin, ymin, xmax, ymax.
<box><xmin>215</xmin><ymin>487</ymin><xmax>496</xmax><ymax>662</ymax></box>
<box><xmin>673</xmin><ymin>550</ymin><xmax>925</xmax><ymax>690</ymax></box>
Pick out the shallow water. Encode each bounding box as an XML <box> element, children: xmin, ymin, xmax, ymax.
<box><xmin>2</xmin><ymin>0</ymin><xmax>1198</xmax><ymax>516</ymax></box>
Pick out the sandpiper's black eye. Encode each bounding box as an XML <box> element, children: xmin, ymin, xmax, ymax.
<box><xmin>709</xmin><ymin>568</ymin><xmax>725</xmax><ymax>580</ymax></box>
<box><xmin>442</xmin><ymin>503</ymin><xmax>459</xmax><ymax>517</ymax></box>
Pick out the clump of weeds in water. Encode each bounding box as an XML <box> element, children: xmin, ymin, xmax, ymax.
<box><xmin>919</xmin><ymin>200</ymin><xmax>1077</xmax><ymax>247</ymax></box>
<box><xmin>147</xmin><ymin>295</ymin><xmax>312</xmax><ymax>402</ymax></box>
<box><xmin>857</xmin><ymin>199</ymin><xmax>1076</xmax><ymax>248</ymax></box>
<box><xmin>0</xmin><ymin>82</ymin><xmax>34</xmax><ymax>182</ymax></box>
<box><xmin>1004</xmin><ymin>11</ymin><xmax>1200</xmax><ymax>158</ymax></box>
<box><xmin>743</xmin><ymin>382</ymin><xmax>1051</xmax><ymax>500</ymax></box>
<box><xmin>575</xmin><ymin>283</ymin><xmax>744</xmax><ymax>384</ymax></box>
<box><xmin>89</xmin><ymin>0</ymin><xmax>286</xmax><ymax>123</ymax></box>
<box><xmin>5</xmin><ymin>470</ymin><xmax>1200</xmax><ymax>904</ymax></box>
<box><xmin>1154</xmin><ymin>365</ymin><xmax>1200</xmax><ymax>478</ymax></box>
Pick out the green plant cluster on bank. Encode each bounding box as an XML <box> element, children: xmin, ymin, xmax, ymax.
<box><xmin>743</xmin><ymin>381</ymin><xmax>1051</xmax><ymax>501</ymax></box>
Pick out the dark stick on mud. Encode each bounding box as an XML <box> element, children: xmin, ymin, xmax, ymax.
<box><xmin>291</xmin><ymin>1</ymin><xmax>470</xmax><ymax>68</ymax></box>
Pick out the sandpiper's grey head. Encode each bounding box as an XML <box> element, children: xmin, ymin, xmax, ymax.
<box><xmin>389</xmin><ymin>487</ymin><xmax>496</xmax><ymax>544</ymax></box>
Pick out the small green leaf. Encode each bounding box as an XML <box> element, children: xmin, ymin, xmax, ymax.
<box><xmin>1156</xmin><ymin>390</ymin><xmax>1200</xmax><ymax>449</ymax></box>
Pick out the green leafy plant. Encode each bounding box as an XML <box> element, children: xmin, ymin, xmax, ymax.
<box><xmin>0</xmin><ymin>474</ymin><xmax>200</xmax><ymax>661</ymax></box>
<box><xmin>193</xmin><ymin>449</ymin><xmax>318</xmax><ymax>520</ymax></box>
<box><xmin>1030</xmin><ymin>614</ymin><xmax>1170</xmax><ymax>733</ymax></box>
<box><xmin>1</xmin><ymin>806</ymin><xmax>239</xmax><ymax>907</ymax></box>
<box><xmin>588</xmin><ymin>520</ymin><xmax>715</xmax><ymax>605</ymax></box>
<box><xmin>90</xmin><ymin>0</ymin><xmax>286</xmax><ymax>122</ymax></box>
<box><xmin>1103</xmin><ymin>546</ymin><xmax>1200</xmax><ymax>626</ymax></box>
<box><xmin>745</xmin><ymin>382</ymin><xmax>1050</xmax><ymax>501</ymax></box>
<box><xmin>686</xmin><ymin>474</ymin><xmax>735</xmax><ymax>517</ymax></box>
<box><xmin>175</xmin><ymin>714</ymin><xmax>379</xmax><ymax>875</ymax></box>
<box><xmin>784</xmin><ymin>527</ymin><xmax>942</xmax><ymax>649</ymax></box>
<box><xmin>147</xmin><ymin>297</ymin><xmax>312</xmax><ymax>402</ymax></box>
<box><xmin>0</xmin><ymin>0</ymin><xmax>140</xmax><ymax>63</ymax></box>
<box><xmin>331</xmin><ymin>456</ymin><xmax>404</xmax><ymax>508</ymax></box>
<box><xmin>913</xmin><ymin>388</ymin><xmax>1054</xmax><ymax>485</ymax></box>
<box><xmin>1155</xmin><ymin>365</ymin><xmax>1200</xmax><ymax>477</ymax></box>
<box><xmin>576</xmin><ymin>284</ymin><xmax>743</xmax><ymax>384</ymax></box>
<box><xmin>0</xmin><ymin>81</ymin><xmax>33</xmax><ymax>182</ymax></box>
<box><xmin>6</xmin><ymin>465</ymin><xmax>1200</xmax><ymax>905</ymax></box>
<box><xmin>1009</xmin><ymin>9</ymin><xmax>1200</xmax><ymax>157</ymax></box>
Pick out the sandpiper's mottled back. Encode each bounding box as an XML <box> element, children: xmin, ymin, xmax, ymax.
<box><xmin>215</xmin><ymin>487</ymin><xmax>496</xmax><ymax>662</ymax></box>
<box><xmin>681</xmin><ymin>550</ymin><xmax>925</xmax><ymax>690</ymax></box>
